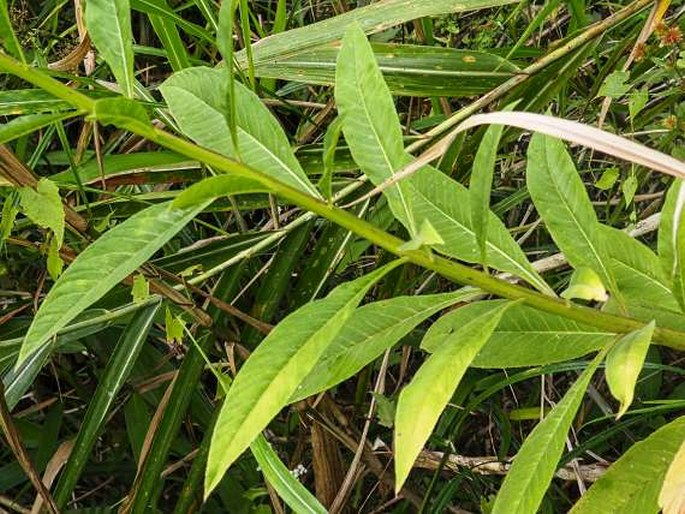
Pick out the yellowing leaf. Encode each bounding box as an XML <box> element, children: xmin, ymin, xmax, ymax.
<box><xmin>398</xmin><ymin>218</ymin><xmax>444</xmax><ymax>251</ymax></box>
<box><xmin>605</xmin><ymin>321</ymin><xmax>655</xmax><ymax>419</ymax></box>
<box><xmin>19</xmin><ymin>178</ymin><xmax>65</xmax><ymax>246</ymax></box>
<box><xmin>561</xmin><ymin>267</ymin><xmax>609</xmax><ymax>302</ymax></box>
<box><xmin>659</xmin><ymin>439</ymin><xmax>685</xmax><ymax>514</ymax></box>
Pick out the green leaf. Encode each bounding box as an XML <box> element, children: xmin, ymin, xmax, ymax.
<box><xmin>491</xmin><ymin>350</ymin><xmax>605</xmax><ymax>514</ymax></box>
<box><xmin>601</xmin><ymin>226</ymin><xmax>679</xmax><ymax>312</ymax></box>
<box><xmin>320</xmin><ymin>115</ymin><xmax>345</xmax><ymax>201</ymax></box>
<box><xmin>526</xmin><ymin>133</ymin><xmax>620</xmax><ymax>299</ymax></box>
<box><xmin>605</xmin><ymin>321</ymin><xmax>654</xmax><ymax>419</ymax></box>
<box><xmin>131</xmin><ymin>274</ymin><xmax>149</xmax><ymax>303</ymax></box>
<box><xmin>471</xmin><ymin>122</ymin><xmax>506</xmax><ymax>266</ymax></box>
<box><xmin>234</xmin><ymin>0</ymin><xmax>519</xmax><ymax>69</ymax></box>
<box><xmin>561</xmin><ymin>267</ymin><xmax>608</xmax><ymax>302</ymax></box>
<box><xmin>629</xmin><ymin>88</ymin><xmax>649</xmax><ymax>121</ymax></box>
<box><xmin>622</xmin><ymin>174</ymin><xmax>638</xmax><ymax>205</ymax></box>
<box><xmin>0</xmin><ymin>112</ymin><xmax>79</xmax><ymax>144</ymax></box>
<box><xmin>52</xmin><ymin>304</ymin><xmax>159</xmax><ymax>507</ymax></box>
<box><xmin>674</xmin><ymin>206</ymin><xmax>685</xmax><ymax>312</ymax></box>
<box><xmin>19</xmin><ymin>178</ymin><xmax>65</xmax><ymax>246</ymax></box>
<box><xmin>598</xmin><ymin>70</ymin><xmax>630</xmax><ymax>99</ymax></box>
<box><xmin>172</xmin><ymin>174</ymin><xmax>269</xmax><ymax>208</ymax></box>
<box><xmin>145</xmin><ymin>0</ymin><xmax>191</xmax><ymax>71</ymax></box>
<box><xmin>595</xmin><ymin>167</ymin><xmax>619</xmax><ymax>190</ymax></box>
<box><xmin>160</xmin><ymin>67</ymin><xmax>319</xmax><ymax>197</ymax></box>
<box><xmin>90</xmin><ymin>97</ymin><xmax>154</xmax><ymax>138</ymax></box>
<box><xmin>395</xmin><ymin>301</ymin><xmax>513</xmax><ymax>491</ymax></box>
<box><xmin>0</xmin><ymin>0</ymin><xmax>25</xmax><ymax>63</ymax></box>
<box><xmin>85</xmin><ymin>0</ymin><xmax>136</xmax><ymax>97</ymax></box>
<box><xmin>252</xmin><ymin>43</ymin><xmax>519</xmax><ymax>98</ymax></box>
<box><xmin>421</xmin><ymin>302</ymin><xmax>614</xmax><ymax>368</ymax></box>
<box><xmin>17</xmin><ymin>200</ymin><xmax>206</xmax><ymax>365</ymax></box>
<box><xmin>292</xmin><ymin>289</ymin><xmax>481</xmax><ymax>402</ymax></box>
<box><xmin>46</xmin><ymin>237</ymin><xmax>63</xmax><ymax>281</ymax></box>
<box><xmin>659</xmin><ymin>439</ymin><xmax>685</xmax><ymax>514</ymax></box>
<box><xmin>335</xmin><ymin>25</ymin><xmax>550</xmax><ymax>294</ymax></box>
<box><xmin>335</xmin><ymin>24</ymin><xmax>417</xmax><ymax>232</ymax></box>
<box><xmin>165</xmin><ymin>306</ymin><xmax>185</xmax><ymax>345</ymax></box>
<box><xmin>398</xmin><ymin>218</ymin><xmax>444</xmax><ymax>251</ymax></box>
<box><xmin>205</xmin><ymin>260</ymin><xmax>403</xmax><ymax>495</ymax></box>
<box><xmin>570</xmin><ymin>415</ymin><xmax>685</xmax><ymax>514</ymax></box>
<box><xmin>658</xmin><ymin>179</ymin><xmax>683</xmax><ymax>279</ymax></box>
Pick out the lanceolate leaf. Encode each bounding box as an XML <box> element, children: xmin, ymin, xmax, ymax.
<box><xmin>570</xmin><ymin>416</ymin><xmax>685</xmax><ymax>514</ymax></box>
<box><xmin>291</xmin><ymin>289</ymin><xmax>482</xmax><ymax>402</ymax></box>
<box><xmin>18</xmin><ymin>201</ymin><xmax>207</xmax><ymax>365</ymax></box>
<box><xmin>491</xmin><ymin>350</ymin><xmax>605</xmax><ymax>514</ymax></box>
<box><xmin>335</xmin><ymin>24</ymin><xmax>551</xmax><ymax>293</ymax></box>
<box><xmin>0</xmin><ymin>0</ymin><xmax>25</xmax><ymax>63</ymax></box>
<box><xmin>0</xmin><ymin>112</ymin><xmax>79</xmax><ymax>144</ymax></box>
<box><xmin>335</xmin><ymin>24</ymin><xmax>416</xmax><ymax>232</ymax></box>
<box><xmin>673</xmin><ymin>207</ymin><xmax>685</xmax><ymax>312</ymax></box>
<box><xmin>526</xmin><ymin>133</ymin><xmax>620</xmax><ymax>300</ymax></box>
<box><xmin>395</xmin><ymin>301</ymin><xmax>513</xmax><ymax>492</ymax></box>
<box><xmin>85</xmin><ymin>0</ymin><xmax>136</xmax><ymax>98</ymax></box>
<box><xmin>420</xmin><ymin>302</ymin><xmax>615</xmax><ymax>368</ymax></box>
<box><xmin>172</xmin><ymin>175</ymin><xmax>269</xmax><ymax>208</ymax></box>
<box><xmin>658</xmin><ymin>179</ymin><xmax>684</xmax><ymax>278</ymax></box>
<box><xmin>605</xmin><ymin>321</ymin><xmax>655</xmax><ymax>419</ymax></box>
<box><xmin>160</xmin><ymin>67</ymin><xmax>320</xmax><ymax>197</ymax></box>
<box><xmin>660</xmin><ymin>439</ymin><xmax>685</xmax><ymax>514</ymax></box>
<box><xmin>205</xmin><ymin>261</ymin><xmax>403</xmax><ymax>496</ymax></box>
<box><xmin>235</xmin><ymin>0</ymin><xmax>519</xmax><ymax>68</ymax></box>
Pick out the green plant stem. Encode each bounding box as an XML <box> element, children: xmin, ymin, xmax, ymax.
<box><xmin>405</xmin><ymin>0</ymin><xmax>654</xmax><ymax>153</ymax></box>
<box><xmin>2</xmin><ymin>50</ymin><xmax>684</xmax><ymax>351</ymax></box>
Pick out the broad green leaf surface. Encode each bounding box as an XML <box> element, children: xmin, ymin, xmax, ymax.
<box><xmin>235</xmin><ymin>0</ymin><xmax>519</xmax><ymax>68</ymax></box>
<box><xmin>291</xmin><ymin>289</ymin><xmax>481</xmax><ymax>403</ymax></box>
<box><xmin>0</xmin><ymin>112</ymin><xmax>79</xmax><ymax>144</ymax></box>
<box><xmin>527</xmin><ymin>133</ymin><xmax>620</xmax><ymax>299</ymax></box>
<box><xmin>471</xmin><ymin>122</ymin><xmax>507</xmax><ymax>266</ymax></box>
<box><xmin>571</xmin><ymin>415</ymin><xmax>685</xmax><ymax>514</ymax></box>
<box><xmin>601</xmin><ymin>226</ymin><xmax>679</xmax><ymax>312</ymax></box>
<box><xmin>336</xmin><ymin>24</ymin><xmax>416</xmax><ymax>232</ymax></box>
<box><xmin>85</xmin><ymin>0</ymin><xmax>136</xmax><ymax>97</ymax></box>
<box><xmin>605</xmin><ymin>321</ymin><xmax>654</xmax><ymax>418</ymax></box>
<box><xmin>172</xmin><ymin>175</ymin><xmax>269</xmax><ymax>208</ymax></box>
<box><xmin>395</xmin><ymin>301</ymin><xmax>512</xmax><ymax>491</ymax></box>
<box><xmin>18</xmin><ymin>201</ymin><xmax>206</xmax><ymax>365</ymax></box>
<box><xmin>19</xmin><ymin>178</ymin><xmax>65</xmax><ymax>246</ymax></box>
<box><xmin>253</xmin><ymin>43</ymin><xmax>518</xmax><ymax>97</ymax></box>
<box><xmin>431</xmin><ymin>303</ymin><xmax>614</xmax><ymax>368</ymax></box>
<box><xmin>491</xmin><ymin>351</ymin><xmax>604</xmax><ymax>514</ymax></box>
<box><xmin>335</xmin><ymin>25</ymin><xmax>551</xmax><ymax>293</ymax></box>
<box><xmin>160</xmin><ymin>67</ymin><xmax>320</xmax><ymax>197</ymax></box>
<box><xmin>205</xmin><ymin>261</ymin><xmax>402</xmax><ymax>495</ymax></box>
<box><xmin>660</xmin><ymin>439</ymin><xmax>685</xmax><ymax>514</ymax></box>
<box><xmin>674</xmin><ymin>207</ymin><xmax>685</xmax><ymax>312</ymax></box>
<box><xmin>90</xmin><ymin>97</ymin><xmax>154</xmax><ymax>138</ymax></box>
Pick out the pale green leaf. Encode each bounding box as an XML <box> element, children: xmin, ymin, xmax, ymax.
<box><xmin>160</xmin><ymin>67</ymin><xmax>319</xmax><ymax>197</ymax></box>
<box><xmin>398</xmin><ymin>218</ymin><xmax>444</xmax><ymax>251</ymax></box>
<box><xmin>131</xmin><ymin>274</ymin><xmax>149</xmax><ymax>304</ymax></box>
<box><xmin>629</xmin><ymin>89</ymin><xmax>649</xmax><ymax>121</ymax></box>
<box><xmin>659</xmin><ymin>439</ymin><xmax>685</xmax><ymax>514</ymax></box>
<box><xmin>561</xmin><ymin>267</ymin><xmax>608</xmax><ymax>302</ymax></box>
<box><xmin>571</xmin><ymin>415</ymin><xmax>685</xmax><ymax>514</ymax></box>
<box><xmin>674</xmin><ymin>206</ymin><xmax>685</xmax><ymax>312</ymax></box>
<box><xmin>598</xmin><ymin>70</ymin><xmax>630</xmax><ymax>99</ymax></box>
<box><xmin>0</xmin><ymin>112</ymin><xmax>79</xmax><ymax>144</ymax></box>
<box><xmin>165</xmin><ymin>306</ymin><xmax>185</xmax><ymax>345</ymax></box>
<box><xmin>172</xmin><ymin>175</ymin><xmax>269</xmax><ymax>209</ymax></box>
<box><xmin>491</xmin><ymin>351</ymin><xmax>604</xmax><ymax>514</ymax></box>
<box><xmin>595</xmin><ymin>167</ymin><xmax>619</xmax><ymax>190</ymax></box>
<box><xmin>46</xmin><ymin>237</ymin><xmax>63</xmax><ymax>281</ymax></box>
<box><xmin>471</xmin><ymin>122</ymin><xmax>506</xmax><ymax>266</ymax></box>
<box><xmin>90</xmin><ymin>97</ymin><xmax>154</xmax><ymax>138</ymax></box>
<box><xmin>658</xmin><ymin>179</ymin><xmax>684</xmax><ymax>278</ymax></box>
<box><xmin>19</xmin><ymin>178</ymin><xmax>65</xmax><ymax>246</ymax></box>
<box><xmin>205</xmin><ymin>260</ymin><xmax>402</xmax><ymax>495</ymax></box>
<box><xmin>292</xmin><ymin>289</ymin><xmax>481</xmax><ymax>403</ymax></box>
<box><xmin>85</xmin><ymin>0</ymin><xmax>136</xmax><ymax>97</ymax></box>
<box><xmin>605</xmin><ymin>321</ymin><xmax>654</xmax><ymax>419</ymax></box>
<box><xmin>421</xmin><ymin>302</ymin><xmax>614</xmax><ymax>368</ymax></box>
<box><xmin>335</xmin><ymin>24</ymin><xmax>416</xmax><ymax>232</ymax></box>
<box><xmin>526</xmin><ymin>133</ymin><xmax>620</xmax><ymax>299</ymax></box>
<box><xmin>0</xmin><ymin>0</ymin><xmax>25</xmax><ymax>63</ymax></box>
<box><xmin>18</xmin><ymin>201</ymin><xmax>206</xmax><ymax>365</ymax></box>
<box><xmin>335</xmin><ymin>25</ymin><xmax>550</xmax><ymax>294</ymax></box>
<box><xmin>395</xmin><ymin>301</ymin><xmax>513</xmax><ymax>491</ymax></box>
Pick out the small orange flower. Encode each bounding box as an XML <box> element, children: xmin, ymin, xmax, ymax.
<box><xmin>659</xmin><ymin>25</ymin><xmax>683</xmax><ymax>46</ymax></box>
